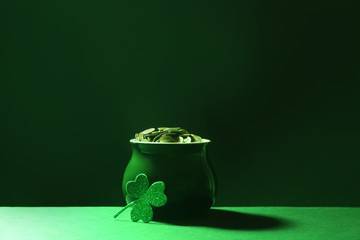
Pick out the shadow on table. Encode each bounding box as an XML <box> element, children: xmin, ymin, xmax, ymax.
<box><xmin>156</xmin><ymin>209</ymin><xmax>291</xmax><ymax>230</ymax></box>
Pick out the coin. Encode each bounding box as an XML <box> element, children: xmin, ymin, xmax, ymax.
<box><xmin>152</xmin><ymin>133</ymin><xmax>163</xmax><ymax>142</ymax></box>
<box><xmin>141</xmin><ymin>128</ymin><xmax>155</xmax><ymax>135</ymax></box>
<box><xmin>179</xmin><ymin>129</ymin><xmax>189</xmax><ymax>134</ymax></box>
<box><xmin>159</xmin><ymin>135</ymin><xmax>176</xmax><ymax>142</ymax></box>
<box><xmin>191</xmin><ymin>134</ymin><xmax>202</xmax><ymax>142</ymax></box>
<box><xmin>167</xmin><ymin>128</ymin><xmax>181</xmax><ymax>133</ymax></box>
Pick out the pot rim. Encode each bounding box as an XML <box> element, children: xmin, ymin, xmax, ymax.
<box><xmin>130</xmin><ymin>138</ymin><xmax>211</xmax><ymax>144</ymax></box>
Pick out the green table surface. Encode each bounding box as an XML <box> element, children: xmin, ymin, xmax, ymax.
<box><xmin>1</xmin><ymin>207</ymin><xmax>359</xmax><ymax>240</ymax></box>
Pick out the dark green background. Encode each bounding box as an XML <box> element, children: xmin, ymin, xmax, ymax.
<box><xmin>1</xmin><ymin>1</ymin><xmax>359</xmax><ymax>206</ymax></box>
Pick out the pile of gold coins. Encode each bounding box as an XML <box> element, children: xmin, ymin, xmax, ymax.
<box><xmin>134</xmin><ymin>127</ymin><xmax>203</xmax><ymax>143</ymax></box>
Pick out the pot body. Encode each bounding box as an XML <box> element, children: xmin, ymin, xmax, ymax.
<box><xmin>122</xmin><ymin>139</ymin><xmax>216</xmax><ymax>220</ymax></box>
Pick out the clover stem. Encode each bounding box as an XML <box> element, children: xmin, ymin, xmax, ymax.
<box><xmin>113</xmin><ymin>201</ymin><xmax>136</xmax><ymax>219</ymax></box>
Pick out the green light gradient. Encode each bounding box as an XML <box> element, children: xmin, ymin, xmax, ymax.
<box><xmin>0</xmin><ymin>207</ymin><xmax>359</xmax><ymax>240</ymax></box>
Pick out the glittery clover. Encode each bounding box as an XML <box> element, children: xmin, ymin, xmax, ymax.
<box><xmin>113</xmin><ymin>173</ymin><xmax>167</xmax><ymax>223</ymax></box>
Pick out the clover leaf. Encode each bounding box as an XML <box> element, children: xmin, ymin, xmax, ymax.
<box><xmin>113</xmin><ymin>173</ymin><xmax>167</xmax><ymax>223</ymax></box>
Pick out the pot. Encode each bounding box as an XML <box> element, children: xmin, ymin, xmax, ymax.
<box><xmin>122</xmin><ymin>139</ymin><xmax>216</xmax><ymax>220</ymax></box>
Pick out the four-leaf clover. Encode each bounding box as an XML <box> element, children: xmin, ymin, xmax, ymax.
<box><xmin>113</xmin><ymin>174</ymin><xmax>167</xmax><ymax>223</ymax></box>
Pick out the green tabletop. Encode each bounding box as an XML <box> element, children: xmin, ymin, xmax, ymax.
<box><xmin>0</xmin><ymin>207</ymin><xmax>359</xmax><ymax>240</ymax></box>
